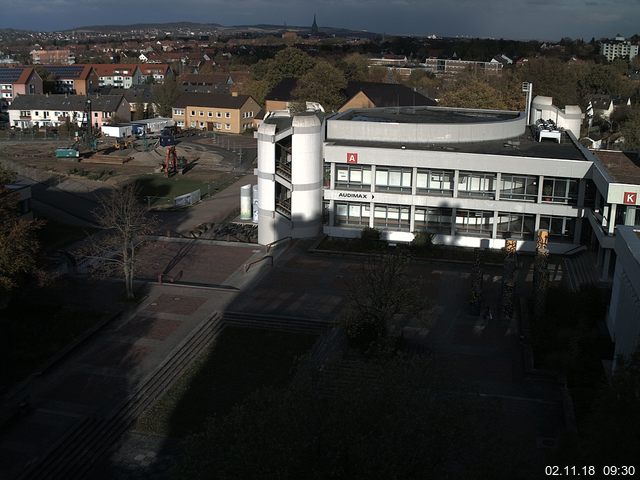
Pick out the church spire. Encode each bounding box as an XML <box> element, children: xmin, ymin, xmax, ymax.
<box><xmin>311</xmin><ymin>14</ymin><xmax>318</xmax><ymax>34</ymax></box>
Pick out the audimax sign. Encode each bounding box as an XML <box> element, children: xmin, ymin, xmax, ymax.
<box><xmin>337</xmin><ymin>192</ymin><xmax>372</xmax><ymax>199</ymax></box>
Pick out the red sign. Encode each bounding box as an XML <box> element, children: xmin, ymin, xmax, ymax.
<box><xmin>346</xmin><ymin>152</ymin><xmax>358</xmax><ymax>164</ymax></box>
<box><xmin>623</xmin><ymin>192</ymin><xmax>637</xmax><ymax>205</ymax></box>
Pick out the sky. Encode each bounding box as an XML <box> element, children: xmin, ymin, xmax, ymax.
<box><xmin>0</xmin><ymin>0</ymin><xmax>638</xmax><ymax>41</ymax></box>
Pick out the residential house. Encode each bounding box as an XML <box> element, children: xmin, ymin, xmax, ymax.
<box><xmin>40</xmin><ymin>64</ymin><xmax>98</xmax><ymax>95</ymax></box>
<box><xmin>100</xmin><ymin>85</ymin><xmax>154</xmax><ymax>117</ymax></box>
<box><xmin>339</xmin><ymin>81</ymin><xmax>437</xmax><ymax>111</ymax></box>
<box><xmin>586</xmin><ymin>95</ymin><xmax>632</xmax><ymax>121</ymax></box>
<box><xmin>30</xmin><ymin>48</ymin><xmax>75</xmax><ymax>65</ymax></box>
<box><xmin>172</xmin><ymin>92</ymin><xmax>260</xmax><ymax>133</ymax></box>
<box><xmin>264</xmin><ymin>78</ymin><xmax>437</xmax><ymax>113</ymax></box>
<box><xmin>0</xmin><ymin>67</ymin><xmax>42</xmax><ymax>111</ymax></box>
<box><xmin>92</xmin><ymin>64</ymin><xmax>143</xmax><ymax>89</ymax></box>
<box><xmin>179</xmin><ymin>73</ymin><xmax>234</xmax><ymax>93</ymax></box>
<box><xmin>8</xmin><ymin>94</ymin><xmax>130</xmax><ymax>130</ymax></box>
<box><xmin>139</xmin><ymin>64</ymin><xmax>173</xmax><ymax>84</ymax></box>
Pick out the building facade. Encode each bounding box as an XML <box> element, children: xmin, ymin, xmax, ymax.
<box><xmin>30</xmin><ymin>49</ymin><xmax>75</xmax><ymax>65</ymax></box>
<box><xmin>92</xmin><ymin>64</ymin><xmax>144</xmax><ymax>89</ymax></box>
<box><xmin>40</xmin><ymin>65</ymin><xmax>99</xmax><ymax>95</ymax></box>
<box><xmin>8</xmin><ymin>94</ymin><xmax>130</xmax><ymax>130</ymax></box>
<box><xmin>600</xmin><ymin>37</ymin><xmax>639</xmax><ymax>62</ymax></box>
<box><xmin>422</xmin><ymin>58</ymin><xmax>503</xmax><ymax>76</ymax></box>
<box><xmin>0</xmin><ymin>67</ymin><xmax>42</xmax><ymax>110</ymax></box>
<box><xmin>257</xmin><ymin>105</ymin><xmax>593</xmax><ymax>253</ymax></box>
<box><xmin>606</xmin><ymin>226</ymin><xmax>640</xmax><ymax>368</ymax></box>
<box><xmin>172</xmin><ymin>92</ymin><xmax>260</xmax><ymax>133</ymax></box>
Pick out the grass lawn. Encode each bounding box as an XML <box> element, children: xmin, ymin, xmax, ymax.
<box><xmin>134</xmin><ymin>327</ymin><xmax>318</xmax><ymax>438</ymax></box>
<box><xmin>0</xmin><ymin>303</ymin><xmax>107</xmax><ymax>389</ymax></box>
<box><xmin>130</xmin><ymin>172</ymin><xmax>239</xmax><ymax>207</ymax></box>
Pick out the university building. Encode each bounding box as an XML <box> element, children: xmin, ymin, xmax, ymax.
<box><xmin>256</xmin><ymin>100</ymin><xmax>639</xmax><ymax>268</ymax></box>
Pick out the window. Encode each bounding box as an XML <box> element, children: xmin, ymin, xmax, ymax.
<box><xmin>207</xmin><ymin>112</ymin><xmax>212</xmax><ymax>117</ymax></box>
<box><xmin>542</xmin><ymin>177</ymin><xmax>578</xmax><ymax>205</ymax></box>
<box><xmin>176</xmin><ymin>120</ymin><xmax>184</xmax><ymax>127</ymax></box>
<box><xmin>414</xmin><ymin>207</ymin><xmax>452</xmax><ymax>234</ymax></box>
<box><xmin>500</xmin><ymin>174</ymin><xmax>538</xmax><ymax>201</ymax></box>
<box><xmin>455</xmin><ymin>209</ymin><xmax>493</xmax><ymax>237</ymax></box>
<box><xmin>458</xmin><ymin>172</ymin><xmax>496</xmax><ymax>199</ymax></box>
<box><xmin>199</xmin><ymin>111</ymin><xmax>204</xmax><ymax>116</ymax></box>
<box><xmin>199</xmin><ymin>122</ymin><xmax>205</xmax><ymax>128</ymax></box>
<box><xmin>496</xmin><ymin>212</ymin><xmax>535</xmax><ymax>239</ymax></box>
<box><xmin>335</xmin><ymin>202</ymin><xmax>370</xmax><ymax>226</ymax></box>
<box><xmin>539</xmin><ymin>216</ymin><xmax>575</xmax><ymax>241</ymax></box>
<box><xmin>335</xmin><ymin>165</ymin><xmax>372</xmax><ymax>191</ymax></box>
<box><xmin>20</xmin><ymin>110</ymin><xmax>30</xmax><ymax>117</ymax></box>
<box><xmin>416</xmin><ymin>169</ymin><xmax>453</xmax><ymax>196</ymax></box>
<box><xmin>225</xmin><ymin>112</ymin><xmax>231</xmax><ymax>118</ymax></box>
<box><xmin>216</xmin><ymin>112</ymin><xmax>222</xmax><ymax>118</ymax></box>
<box><xmin>190</xmin><ymin>110</ymin><xmax>195</xmax><ymax>116</ymax></box>
<box><xmin>373</xmin><ymin>204</ymin><xmax>411</xmax><ymax>231</ymax></box>
<box><xmin>375</xmin><ymin>168</ymin><xmax>412</xmax><ymax>193</ymax></box>
<box><xmin>225</xmin><ymin>124</ymin><xmax>231</xmax><ymax>130</ymax></box>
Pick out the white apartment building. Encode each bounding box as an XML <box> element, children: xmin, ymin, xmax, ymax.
<box><xmin>600</xmin><ymin>36</ymin><xmax>639</xmax><ymax>62</ymax></box>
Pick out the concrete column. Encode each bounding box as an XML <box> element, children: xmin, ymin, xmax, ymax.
<box><xmin>450</xmin><ymin>207</ymin><xmax>457</xmax><ymax>236</ymax></box>
<box><xmin>411</xmin><ymin>167</ymin><xmax>417</xmax><ymax>196</ymax></box>
<box><xmin>495</xmin><ymin>172</ymin><xmax>501</xmax><ymax>201</ymax></box>
<box><xmin>369</xmin><ymin>202</ymin><xmax>375</xmax><ymax>228</ymax></box>
<box><xmin>370</xmin><ymin>165</ymin><xmax>376</xmax><ymax>193</ymax></box>
<box><xmin>329</xmin><ymin>162</ymin><xmax>335</xmax><ymax>190</ymax></box>
<box><xmin>608</xmin><ymin>203</ymin><xmax>617</xmax><ymax>235</ymax></box>
<box><xmin>410</xmin><ymin>204</ymin><xmax>416</xmax><ymax>233</ymax></box>
<box><xmin>491</xmin><ymin>210</ymin><xmax>499</xmax><ymax>239</ymax></box>
<box><xmin>534</xmin><ymin>213</ymin><xmax>541</xmax><ymax>231</ymax></box>
<box><xmin>577</xmin><ymin>179</ymin><xmax>586</xmax><ymax>207</ymax></box>
<box><xmin>453</xmin><ymin>170</ymin><xmax>459</xmax><ymax>198</ymax></box>
<box><xmin>329</xmin><ymin>200</ymin><xmax>335</xmax><ymax>227</ymax></box>
<box><xmin>602</xmin><ymin>204</ymin><xmax>610</xmax><ymax>229</ymax></box>
<box><xmin>625</xmin><ymin>205</ymin><xmax>637</xmax><ymax>226</ymax></box>
<box><xmin>574</xmin><ymin>217</ymin><xmax>583</xmax><ymax>245</ymax></box>
<box><xmin>537</xmin><ymin>175</ymin><xmax>544</xmax><ymax>203</ymax></box>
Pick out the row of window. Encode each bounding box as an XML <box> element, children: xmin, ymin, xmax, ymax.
<box><xmin>192</xmin><ymin>110</ymin><xmax>231</xmax><ymax>118</ymax></box>
<box><xmin>332</xmin><ymin>202</ymin><xmax>575</xmax><ymax>240</ymax></box>
<box><xmin>190</xmin><ymin>121</ymin><xmax>231</xmax><ymax>130</ymax></box>
<box><xmin>332</xmin><ymin>165</ymin><xmax>579</xmax><ymax>205</ymax></box>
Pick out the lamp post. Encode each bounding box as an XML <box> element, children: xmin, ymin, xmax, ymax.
<box><xmin>86</xmin><ymin>98</ymin><xmax>92</xmax><ymax>141</ymax></box>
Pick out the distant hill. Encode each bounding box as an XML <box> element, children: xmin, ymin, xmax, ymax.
<box><xmin>68</xmin><ymin>22</ymin><xmax>223</xmax><ymax>32</ymax></box>
<box><xmin>68</xmin><ymin>21</ymin><xmax>379</xmax><ymax>38</ymax></box>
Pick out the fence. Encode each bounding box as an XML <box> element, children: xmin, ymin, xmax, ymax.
<box><xmin>174</xmin><ymin>189</ymin><xmax>201</xmax><ymax>207</ymax></box>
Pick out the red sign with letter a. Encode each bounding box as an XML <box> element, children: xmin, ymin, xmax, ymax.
<box><xmin>347</xmin><ymin>152</ymin><xmax>358</xmax><ymax>164</ymax></box>
<box><xmin>623</xmin><ymin>192</ymin><xmax>637</xmax><ymax>205</ymax></box>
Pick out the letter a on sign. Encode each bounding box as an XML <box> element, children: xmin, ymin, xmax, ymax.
<box><xmin>347</xmin><ymin>152</ymin><xmax>358</xmax><ymax>164</ymax></box>
<box><xmin>624</xmin><ymin>192</ymin><xmax>637</xmax><ymax>205</ymax></box>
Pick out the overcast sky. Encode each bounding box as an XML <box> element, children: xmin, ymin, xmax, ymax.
<box><xmin>0</xmin><ymin>0</ymin><xmax>638</xmax><ymax>41</ymax></box>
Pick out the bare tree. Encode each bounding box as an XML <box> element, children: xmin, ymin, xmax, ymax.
<box><xmin>342</xmin><ymin>252</ymin><xmax>429</xmax><ymax>349</ymax></box>
<box><xmin>88</xmin><ymin>185</ymin><xmax>155</xmax><ymax>299</ymax></box>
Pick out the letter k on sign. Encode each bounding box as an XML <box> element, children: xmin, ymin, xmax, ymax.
<box><xmin>624</xmin><ymin>192</ymin><xmax>637</xmax><ymax>205</ymax></box>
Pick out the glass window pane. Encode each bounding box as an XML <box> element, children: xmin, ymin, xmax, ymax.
<box><xmin>350</xmin><ymin>169</ymin><xmax>362</xmax><ymax>182</ymax></box>
<box><xmin>416</xmin><ymin>172</ymin><xmax>428</xmax><ymax>189</ymax></box>
<box><xmin>362</xmin><ymin>169</ymin><xmax>372</xmax><ymax>185</ymax></box>
<box><xmin>376</xmin><ymin>170</ymin><xmax>388</xmax><ymax>185</ymax></box>
<box><xmin>336</xmin><ymin>204</ymin><xmax>347</xmax><ymax>216</ymax></box>
<box><xmin>402</xmin><ymin>171</ymin><xmax>411</xmax><ymax>187</ymax></box>
<box><xmin>337</xmin><ymin>169</ymin><xmax>349</xmax><ymax>182</ymax></box>
<box><xmin>349</xmin><ymin>205</ymin><xmax>360</xmax><ymax>217</ymax></box>
<box><xmin>388</xmin><ymin>171</ymin><xmax>402</xmax><ymax>186</ymax></box>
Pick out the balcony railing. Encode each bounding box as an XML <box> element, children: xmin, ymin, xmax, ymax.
<box><xmin>276</xmin><ymin>162</ymin><xmax>291</xmax><ymax>182</ymax></box>
<box><xmin>275</xmin><ymin>198</ymin><xmax>291</xmax><ymax>218</ymax></box>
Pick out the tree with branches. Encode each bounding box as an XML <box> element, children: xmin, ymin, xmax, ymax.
<box><xmin>88</xmin><ymin>185</ymin><xmax>155</xmax><ymax>299</ymax></box>
<box><xmin>0</xmin><ymin>166</ymin><xmax>43</xmax><ymax>307</ymax></box>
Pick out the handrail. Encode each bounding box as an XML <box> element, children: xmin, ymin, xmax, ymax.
<box><xmin>563</xmin><ymin>244</ymin><xmax>587</xmax><ymax>256</ymax></box>
<box><xmin>265</xmin><ymin>236</ymin><xmax>292</xmax><ymax>253</ymax></box>
<box><xmin>244</xmin><ymin>255</ymin><xmax>273</xmax><ymax>272</ymax></box>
